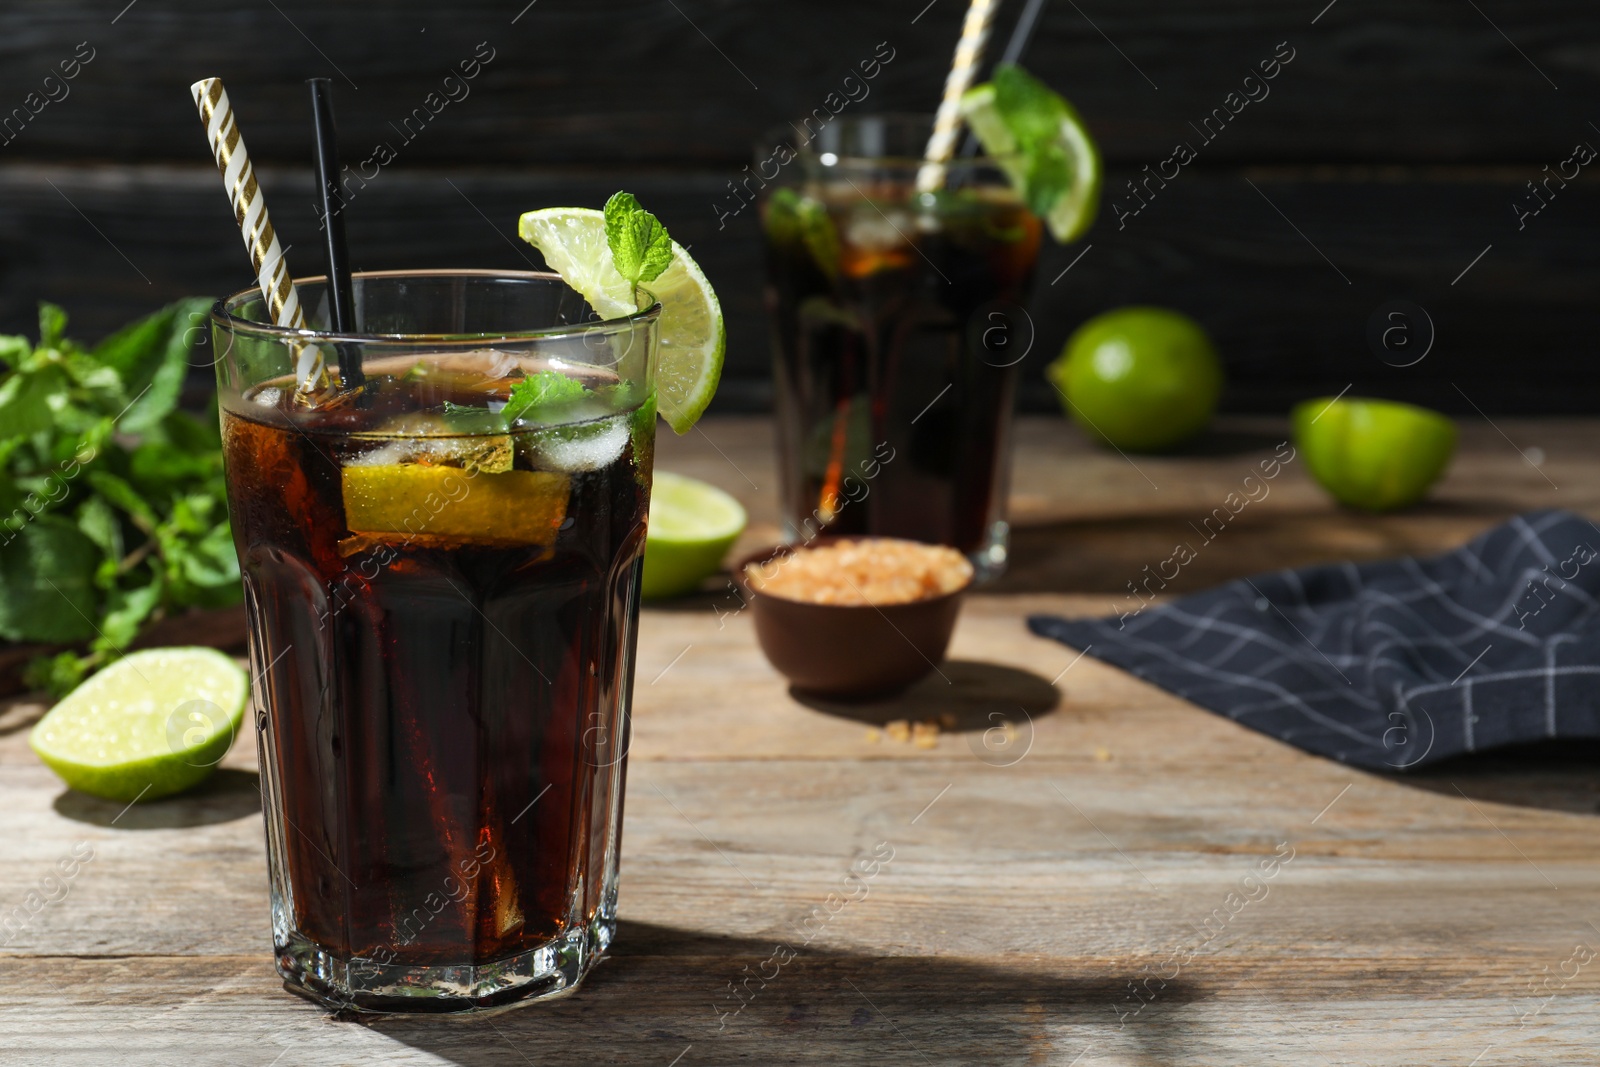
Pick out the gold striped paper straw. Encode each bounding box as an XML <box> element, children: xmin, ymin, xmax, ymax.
<box><xmin>190</xmin><ymin>77</ymin><xmax>332</xmax><ymax>399</ymax></box>
<box><xmin>915</xmin><ymin>0</ymin><xmax>1003</xmax><ymax>192</ymax></box>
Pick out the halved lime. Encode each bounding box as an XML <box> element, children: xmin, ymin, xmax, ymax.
<box><xmin>960</xmin><ymin>69</ymin><xmax>1102</xmax><ymax>242</ymax></box>
<box><xmin>1292</xmin><ymin>397</ymin><xmax>1457</xmax><ymax>512</ymax></box>
<box><xmin>29</xmin><ymin>647</ymin><xmax>249</xmax><ymax>803</ymax></box>
<box><xmin>640</xmin><ymin>471</ymin><xmax>747</xmax><ymax>600</ymax></box>
<box><xmin>518</xmin><ymin>207</ymin><xmax>725</xmax><ymax>434</ymax></box>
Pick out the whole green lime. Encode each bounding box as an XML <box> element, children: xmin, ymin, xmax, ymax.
<box><xmin>1047</xmin><ymin>307</ymin><xmax>1223</xmax><ymax>452</ymax></box>
<box><xmin>1292</xmin><ymin>397</ymin><xmax>1456</xmax><ymax>512</ymax></box>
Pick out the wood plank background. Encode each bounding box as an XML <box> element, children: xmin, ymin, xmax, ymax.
<box><xmin>0</xmin><ymin>0</ymin><xmax>1594</xmax><ymax>413</ymax></box>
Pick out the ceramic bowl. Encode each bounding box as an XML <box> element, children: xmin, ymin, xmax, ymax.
<box><xmin>735</xmin><ymin>539</ymin><xmax>970</xmax><ymax>699</ymax></box>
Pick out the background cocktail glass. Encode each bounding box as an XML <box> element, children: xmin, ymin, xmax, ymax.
<box><xmin>758</xmin><ymin>115</ymin><xmax>1043</xmax><ymax>581</ymax></box>
<box><xmin>212</xmin><ymin>269</ymin><xmax>658</xmax><ymax>1012</ymax></box>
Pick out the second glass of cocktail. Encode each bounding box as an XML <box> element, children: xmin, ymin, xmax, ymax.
<box><xmin>760</xmin><ymin>115</ymin><xmax>1044</xmax><ymax>581</ymax></box>
<box><xmin>214</xmin><ymin>270</ymin><xmax>658</xmax><ymax>1012</ymax></box>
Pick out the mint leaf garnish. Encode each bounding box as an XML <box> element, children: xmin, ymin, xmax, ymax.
<box><xmin>761</xmin><ymin>189</ymin><xmax>840</xmax><ymax>280</ymax></box>
<box><xmin>593</xmin><ymin>380</ymin><xmax>646</xmax><ymax>410</ymax></box>
<box><xmin>603</xmin><ymin>191</ymin><xmax>675</xmax><ymax>303</ymax></box>
<box><xmin>437</xmin><ymin>398</ymin><xmax>508</xmax><ymax>433</ymax></box>
<box><xmin>991</xmin><ymin>64</ymin><xmax>1073</xmax><ymax>219</ymax></box>
<box><xmin>796</xmin><ymin>196</ymin><xmax>841</xmax><ymax>281</ymax></box>
<box><xmin>502</xmin><ymin>370</ymin><xmax>589</xmax><ymax>424</ymax></box>
<box><xmin>964</xmin><ymin>62</ymin><xmax>1101</xmax><ymax>241</ymax></box>
<box><xmin>993</xmin><ymin>64</ymin><xmax>1066</xmax><ymax>144</ymax></box>
<box><xmin>38</xmin><ymin>303</ymin><xmax>68</xmax><ymax>350</ymax></box>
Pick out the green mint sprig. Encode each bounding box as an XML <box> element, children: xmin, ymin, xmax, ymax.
<box><xmin>436</xmin><ymin>371</ymin><xmax>599</xmax><ymax>432</ymax></box>
<box><xmin>990</xmin><ymin>64</ymin><xmax>1073</xmax><ymax>219</ymax></box>
<box><xmin>963</xmin><ymin>62</ymin><xmax>1102</xmax><ymax>241</ymax></box>
<box><xmin>603</xmin><ymin>191</ymin><xmax>675</xmax><ymax>305</ymax></box>
<box><xmin>502</xmin><ymin>369</ymin><xmax>589</xmax><ymax>424</ymax></box>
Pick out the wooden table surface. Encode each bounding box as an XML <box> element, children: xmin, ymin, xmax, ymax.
<box><xmin>4</xmin><ymin>416</ymin><xmax>1599</xmax><ymax>1066</ymax></box>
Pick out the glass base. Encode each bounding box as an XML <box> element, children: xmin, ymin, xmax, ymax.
<box><xmin>969</xmin><ymin>519</ymin><xmax>1009</xmax><ymax>585</ymax></box>
<box><xmin>275</xmin><ymin>916</ymin><xmax>616</xmax><ymax>1014</ymax></box>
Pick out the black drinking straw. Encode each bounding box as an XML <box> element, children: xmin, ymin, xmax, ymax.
<box><xmin>959</xmin><ymin>0</ymin><xmax>1049</xmax><ymax>158</ymax></box>
<box><xmin>995</xmin><ymin>0</ymin><xmax>1049</xmax><ymax>69</ymax></box>
<box><xmin>307</xmin><ymin>77</ymin><xmax>363</xmax><ymax>387</ymax></box>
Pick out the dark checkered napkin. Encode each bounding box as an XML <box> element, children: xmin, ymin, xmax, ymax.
<box><xmin>1028</xmin><ymin>510</ymin><xmax>1600</xmax><ymax>770</ymax></box>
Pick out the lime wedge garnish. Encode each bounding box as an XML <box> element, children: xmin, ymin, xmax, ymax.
<box><xmin>342</xmin><ymin>464</ymin><xmax>570</xmax><ymax>546</ymax></box>
<box><xmin>519</xmin><ymin>207</ymin><xmax>725</xmax><ymax>435</ymax></box>
<box><xmin>960</xmin><ymin>65</ymin><xmax>1102</xmax><ymax>242</ymax></box>
<box><xmin>1292</xmin><ymin>397</ymin><xmax>1457</xmax><ymax>512</ymax></box>
<box><xmin>640</xmin><ymin>471</ymin><xmax>747</xmax><ymax>600</ymax></box>
<box><xmin>29</xmin><ymin>648</ymin><xmax>248</xmax><ymax>802</ymax></box>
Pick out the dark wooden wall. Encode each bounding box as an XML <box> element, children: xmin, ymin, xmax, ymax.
<box><xmin>0</xmin><ymin>1</ymin><xmax>1595</xmax><ymax>414</ymax></box>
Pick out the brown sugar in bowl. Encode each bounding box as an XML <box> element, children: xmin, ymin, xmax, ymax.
<box><xmin>736</xmin><ymin>537</ymin><xmax>972</xmax><ymax>699</ymax></box>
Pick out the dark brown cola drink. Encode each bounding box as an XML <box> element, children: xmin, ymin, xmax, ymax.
<box><xmin>762</xmin><ymin>176</ymin><xmax>1041</xmax><ymax>580</ymax></box>
<box><xmin>221</xmin><ymin>347</ymin><xmax>652</xmax><ymax>1011</ymax></box>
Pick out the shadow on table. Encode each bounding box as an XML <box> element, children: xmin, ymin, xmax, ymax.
<box><xmin>0</xmin><ymin>693</ymin><xmax>46</xmax><ymax>736</ymax></box>
<box><xmin>789</xmin><ymin>660</ymin><xmax>1061</xmax><ymax>732</ymax></box>
<box><xmin>52</xmin><ymin>767</ymin><xmax>262</xmax><ymax>828</ymax></box>
<box><xmin>1164</xmin><ymin>424</ymin><xmax>1288</xmax><ymax>457</ymax></box>
<box><xmin>1384</xmin><ymin>739</ymin><xmax>1600</xmax><ymax>816</ymax></box>
<box><xmin>359</xmin><ymin>920</ymin><xmax>1198</xmax><ymax>1066</ymax></box>
<box><xmin>995</xmin><ymin>502</ymin><xmax>1524</xmax><ymax>596</ymax></box>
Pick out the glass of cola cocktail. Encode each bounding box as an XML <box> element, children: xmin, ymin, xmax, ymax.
<box><xmin>213</xmin><ymin>269</ymin><xmax>657</xmax><ymax>1012</ymax></box>
<box><xmin>759</xmin><ymin>115</ymin><xmax>1042</xmax><ymax>580</ymax></box>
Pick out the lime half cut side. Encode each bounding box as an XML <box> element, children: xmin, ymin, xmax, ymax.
<box><xmin>960</xmin><ymin>78</ymin><xmax>1102</xmax><ymax>243</ymax></box>
<box><xmin>518</xmin><ymin>207</ymin><xmax>725</xmax><ymax>435</ymax></box>
<box><xmin>29</xmin><ymin>647</ymin><xmax>249</xmax><ymax>803</ymax></box>
<box><xmin>641</xmin><ymin>471</ymin><xmax>748</xmax><ymax>600</ymax></box>
<box><xmin>1292</xmin><ymin>397</ymin><xmax>1457</xmax><ymax>513</ymax></box>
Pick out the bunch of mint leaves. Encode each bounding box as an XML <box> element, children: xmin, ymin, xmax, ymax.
<box><xmin>0</xmin><ymin>299</ymin><xmax>240</xmax><ymax>698</ymax></box>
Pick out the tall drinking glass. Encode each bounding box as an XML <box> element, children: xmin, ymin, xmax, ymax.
<box><xmin>211</xmin><ymin>270</ymin><xmax>658</xmax><ymax>1012</ymax></box>
<box><xmin>758</xmin><ymin>115</ymin><xmax>1043</xmax><ymax>581</ymax></box>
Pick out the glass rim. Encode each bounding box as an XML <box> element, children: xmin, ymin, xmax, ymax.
<box><xmin>212</xmin><ymin>268</ymin><xmax>661</xmax><ymax>347</ymax></box>
<box><xmin>759</xmin><ymin>112</ymin><xmax>1005</xmax><ymax>169</ymax></box>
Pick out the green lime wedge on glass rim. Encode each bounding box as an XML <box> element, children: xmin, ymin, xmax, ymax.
<box><xmin>640</xmin><ymin>471</ymin><xmax>748</xmax><ymax>600</ymax></box>
<box><xmin>29</xmin><ymin>647</ymin><xmax>249</xmax><ymax>803</ymax></box>
<box><xmin>518</xmin><ymin>207</ymin><xmax>725</xmax><ymax>433</ymax></box>
<box><xmin>1292</xmin><ymin>396</ymin><xmax>1457</xmax><ymax>512</ymax></box>
<box><xmin>960</xmin><ymin>64</ymin><xmax>1102</xmax><ymax>242</ymax></box>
